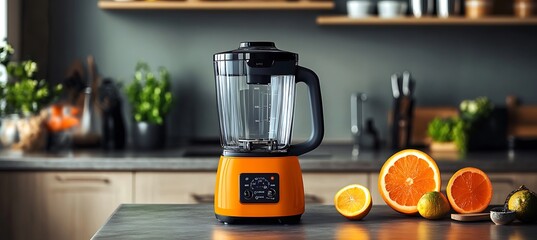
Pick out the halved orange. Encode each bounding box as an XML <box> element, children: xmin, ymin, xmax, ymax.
<box><xmin>334</xmin><ymin>184</ymin><xmax>372</xmax><ymax>220</ymax></box>
<box><xmin>446</xmin><ymin>167</ymin><xmax>492</xmax><ymax>214</ymax></box>
<box><xmin>378</xmin><ymin>149</ymin><xmax>441</xmax><ymax>214</ymax></box>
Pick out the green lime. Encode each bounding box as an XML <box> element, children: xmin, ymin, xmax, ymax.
<box><xmin>507</xmin><ymin>186</ymin><xmax>537</xmax><ymax>223</ymax></box>
<box><xmin>417</xmin><ymin>191</ymin><xmax>451</xmax><ymax>220</ymax></box>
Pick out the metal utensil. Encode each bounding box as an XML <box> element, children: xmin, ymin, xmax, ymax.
<box><xmin>391</xmin><ymin>74</ymin><xmax>400</xmax><ymax>99</ymax></box>
<box><xmin>411</xmin><ymin>0</ymin><xmax>434</xmax><ymax>17</ymax></box>
<box><xmin>402</xmin><ymin>71</ymin><xmax>411</xmax><ymax>96</ymax></box>
<box><xmin>351</xmin><ymin>93</ymin><xmax>368</xmax><ymax>158</ymax></box>
<box><xmin>437</xmin><ymin>0</ymin><xmax>462</xmax><ymax>17</ymax></box>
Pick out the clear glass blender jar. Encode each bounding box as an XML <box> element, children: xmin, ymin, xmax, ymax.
<box><xmin>214</xmin><ymin>42</ymin><xmax>324</xmax><ymax>156</ymax></box>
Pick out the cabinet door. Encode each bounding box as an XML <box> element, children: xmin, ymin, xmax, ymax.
<box><xmin>135</xmin><ymin>172</ymin><xmax>216</xmax><ymax>204</ymax></box>
<box><xmin>302</xmin><ymin>173</ymin><xmax>369</xmax><ymax>205</ymax></box>
<box><xmin>43</xmin><ymin>172</ymin><xmax>133</xmax><ymax>240</ymax></box>
<box><xmin>0</xmin><ymin>172</ymin><xmax>46</xmax><ymax>240</ymax></box>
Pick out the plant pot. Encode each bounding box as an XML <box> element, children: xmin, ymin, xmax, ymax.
<box><xmin>429</xmin><ymin>141</ymin><xmax>461</xmax><ymax>160</ymax></box>
<box><xmin>132</xmin><ymin>121</ymin><xmax>165</xmax><ymax>150</ymax></box>
<box><xmin>467</xmin><ymin>107</ymin><xmax>508</xmax><ymax>151</ymax></box>
<box><xmin>430</xmin><ymin>141</ymin><xmax>459</xmax><ymax>152</ymax></box>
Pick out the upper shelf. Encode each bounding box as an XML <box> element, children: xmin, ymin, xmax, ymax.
<box><xmin>317</xmin><ymin>16</ymin><xmax>537</xmax><ymax>26</ymax></box>
<box><xmin>98</xmin><ymin>0</ymin><xmax>334</xmax><ymax>10</ymax></box>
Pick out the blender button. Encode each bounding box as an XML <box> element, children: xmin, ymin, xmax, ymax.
<box><xmin>267</xmin><ymin>189</ymin><xmax>276</xmax><ymax>198</ymax></box>
<box><xmin>244</xmin><ymin>190</ymin><xmax>253</xmax><ymax>199</ymax></box>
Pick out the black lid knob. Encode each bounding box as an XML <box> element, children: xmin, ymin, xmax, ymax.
<box><xmin>239</xmin><ymin>42</ymin><xmax>276</xmax><ymax>49</ymax></box>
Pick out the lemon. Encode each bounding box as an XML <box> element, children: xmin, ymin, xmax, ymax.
<box><xmin>417</xmin><ymin>191</ymin><xmax>451</xmax><ymax>220</ymax></box>
<box><xmin>507</xmin><ymin>187</ymin><xmax>537</xmax><ymax>223</ymax></box>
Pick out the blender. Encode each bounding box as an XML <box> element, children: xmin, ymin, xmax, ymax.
<box><xmin>213</xmin><ymin>42</ymin><xmax>324</xmax><ymax>224</ymax></box>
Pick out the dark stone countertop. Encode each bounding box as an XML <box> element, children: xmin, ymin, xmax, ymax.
<box><xmin>1</xmin><ymin>144</ymin><xmax>537</xmax><ymax>172</ymax></box>
<box><xmin>91</xmin><ymin>204</ymin><xmax>537</xmax><ymax>240</ymax></box>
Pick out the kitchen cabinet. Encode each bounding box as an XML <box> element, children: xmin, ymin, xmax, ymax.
<box><xmin>370</xmin><ymin>172</ymin><xmax>537</xmax><ymax>206</ymax></box>
<box><xmin>134</xmin><ymin>172</ymin><xmax>368</xmax><ymax>205</ymax></box>
<box><xmin>98</xmin><ymin>0</ymin><xmax>333</xmax><ymax>10</ymax></box>
<box><xmin>42</xmin><ymin>172</ymin><xmax>133</xmax><ymax>240</ymax></box>
<box><xmin>135</xmin><ymin>172</ymin><xmax>216</xmax><ymax>204</ymax></box>
<box><xmin>302</xmin><ymin>173</ymin><xmax>369</xmax><ymax>204</ymax></box>
<box><xmin>0</xmin><ymin>172</ymin><xmax>132</xmax><ymax>240</ymax></box>
<box><xmin>0</xmin><ymin>172</ymin><xmax>46</xmax><ymax>240</ymax></box>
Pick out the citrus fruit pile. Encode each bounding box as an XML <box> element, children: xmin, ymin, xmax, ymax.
<box><xmin>46</xmin><ymin>104</ymin><xmax>81</xmax><ymax>132</ymax></box>
<box><xmin>378</xmin><ymin>149</ymin><xmax>493</xmax><ymax>219</ymax></box>
<box><xmin>334</xmin><ymin>149</ymin><xmax>537</xmax><ymax>223</ymax></box>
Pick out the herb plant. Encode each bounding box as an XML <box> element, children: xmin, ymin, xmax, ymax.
<box><xmin>428</xmin><ymin>97</ymin><xmax>493</xmax><ymax>153</ymax></box>
<box><xmin>125</xmin><ymin>62</ymin><xmax>172</xmax><ymax>125</ymax></box>
<box><xmin>427</xmin><ymin>117</ymin><xmax>468</xmax><ymax>153</ymax></box>
<box><xmin>0</xmin><ymin>42</ymin><xmax>61</xmax><ymax>116</ymax></box>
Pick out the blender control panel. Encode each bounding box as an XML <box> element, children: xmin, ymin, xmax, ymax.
<box><xmin>240</xmin><ymin>173</ymin><xmax>279</xmax><ymax>203</ymax></box>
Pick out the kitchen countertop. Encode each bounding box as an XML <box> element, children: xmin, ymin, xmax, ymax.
<box><xmin>91</xmin><ymin>204</ymin><xmax>537</xmax><ymax>240</ymax></box>
<box><xmin>1</xmin><ymin>144</ymin><xmax>537</xmax><ymax>172</ymax></box>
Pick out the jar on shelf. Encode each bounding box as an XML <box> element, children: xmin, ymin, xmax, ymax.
<box><xmin>514</xmin><ymin>0</ymin><xmax>535</xmax><ymax>17</ymax></box>
<box><xmin>465</xmin><ymin>0</ymin><xmax>493</xmax><ymax>18</ymax></box>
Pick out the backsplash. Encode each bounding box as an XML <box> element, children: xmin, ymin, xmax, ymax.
<box><xmin>44</xmin><ymin>0</ymin><xmax>537</xmax><ymax>144</ymax></box>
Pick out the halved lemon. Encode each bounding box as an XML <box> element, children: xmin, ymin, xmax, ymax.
<box><xmin>334</xmin><ymin>184</ymin><xmax>372</xmax><ymax>220</ymax></box>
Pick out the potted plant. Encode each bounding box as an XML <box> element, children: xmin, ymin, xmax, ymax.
<box><xmin>0</xmin><ymin>42</ymin><xmax>62</xmax><ymax>151</ymax></box>
<box><xmin>460</xmin><ymin>97</ymin><xmax>507</xmax><ymax>150</ymax></box>
<box><xmin>427</xmin><ymin>97</ymin><xmax>496</xmax><ymax>154</ymax></box>
<box><xmin>125</xmin><ymin>61</ymin><xmax>172</xmax><ymax>150</ymax></box>
<box><xmin>427</xmin><ymin>117</ymin><xmax>467</xmax><ymax>153</ymax></box>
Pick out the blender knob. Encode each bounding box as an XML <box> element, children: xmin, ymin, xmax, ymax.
<box><xmin>243</xmin><ymin>190</ymin><xmax>253</xmax><ymax>199</ymax></box>
<box><xmin>267</xmin><ymin>188</ymin><xmax>276</xmax><ymax>198</ymax></box>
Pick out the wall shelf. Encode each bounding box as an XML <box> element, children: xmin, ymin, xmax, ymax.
<box><xmin>98</xmin><ymin>0</ymin><xmax>334</xmax><ymax>10</ymax></box>
<box><xmin>316</xmin><ymin>16</ymin><xmax>537</xmax><ymax>26</ymax></box>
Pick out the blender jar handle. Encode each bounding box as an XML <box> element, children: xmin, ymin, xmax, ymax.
<box><xmin>288</xmin><ymin>66</ymin><xmax>325</xmax><ymax>156</ymax></box>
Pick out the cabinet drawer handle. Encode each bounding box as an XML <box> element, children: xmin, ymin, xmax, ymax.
<box><xmin>191</xmin><ymin>194</ymin><xmax>214</xmax><ymax>203</ymax></box>
<box><xmin>55</xmin><ymin>175</ymin><xmax>110</xmax><ymax>184</ymax></box>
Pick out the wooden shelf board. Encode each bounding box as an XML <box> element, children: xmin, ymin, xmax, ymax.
<box><xmin>99</xmin><ymin>0</ymin><xmax>334</xmax><ymax>10</ymax></box>
<box><xmin>317</xmin><ymin>15</ymin><xmax>537</xmax><ymax>25</ymax></box>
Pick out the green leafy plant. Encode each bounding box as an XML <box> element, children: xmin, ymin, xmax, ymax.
<box><xmin>460</xmin><ymin>97</ymin><xmax>493</xmax><ymax>123</ymax></box>
<box><xmin>427</xmin><ymin>117</ymin><xmax>468</xmax><ymax>153</ymax></box>
<box><xmin>125</xmin><ymin>61</ymin><xmax>172</xmax><ymax>125</ymax></box>
<box><xmin>0</xmin><ymin>42</ymin><xmax>61</xmax><ymax>116</ymax></box>
<box><xmin>428</xmin><ymin>97</ymin><xmax>494</xmax><ymax>153</ymax></box>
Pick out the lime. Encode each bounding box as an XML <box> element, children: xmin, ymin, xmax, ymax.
<box><xmin>417</xmin><ymin>191</ymin><xmax>451</xmax><ymax>220</ymax></box>
<box><xmin>507</xmin><ymin>186</ymin><xmax>537</xmax><ymax>223</ymax></box>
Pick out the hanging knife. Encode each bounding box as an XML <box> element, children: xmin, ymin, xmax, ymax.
<box><xmin>402</xmin><ymin>71</ymin><xmax>411</xmax><ymax>96</ymax></box>
<box><xmin>391</xmin><ymin>74</ymin><xmax>400</xmax><ymax>99</ymax></box>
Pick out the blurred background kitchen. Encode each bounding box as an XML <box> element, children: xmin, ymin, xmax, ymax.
<box><xmin>1</xmin><ymin>0</ymin><xmax>537</xmax><ymax>239</ymax></box>
<box><xmin>2</xmin><ymin>0</ymin><xmax>536</xmax><ymax>145</ymax></box>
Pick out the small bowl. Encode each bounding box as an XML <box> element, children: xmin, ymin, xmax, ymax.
<box><xmin>490</xmin><ymin>207</ymin><xmax>516</xmax><ymax>225</ymax></box>
<box><xmin>347</xmin><ymin>1</ymin><xmax>375</xmax><ymax>18</ymax></box>
<box><xmin>378</xmin><ymin>1</ymin><xmax>408</xmax><ymax>18</ymax></box>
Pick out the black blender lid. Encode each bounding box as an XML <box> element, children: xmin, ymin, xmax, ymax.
<box><xmin>213</xmin><ymin>42</ymin><xmax>298</xmax><ymax>62</ymax></box>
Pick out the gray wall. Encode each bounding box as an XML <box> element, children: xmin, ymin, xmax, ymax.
<box><xmin>46</xmin><ymin>0</ymin><xmax>537</xmax><ymax>145</ymax></box>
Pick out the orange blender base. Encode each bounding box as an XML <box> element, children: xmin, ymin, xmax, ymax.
<box><xmin>214</xmin><ymin>156</ymin><xmax>305</xmax><ymax>224</ymax></box>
